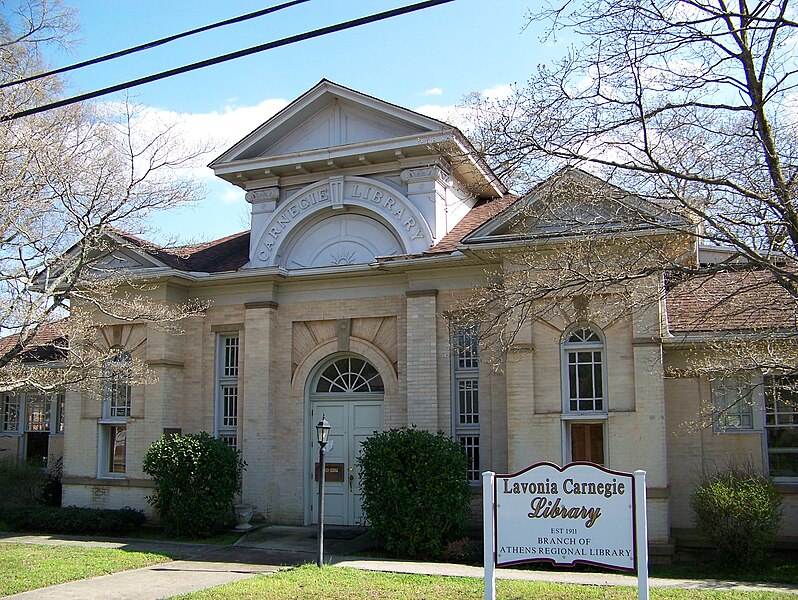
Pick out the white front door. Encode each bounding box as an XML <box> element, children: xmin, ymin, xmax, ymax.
<box><xmin>310</xmin><ymin>400</ymin><xmax>382</xmax><ymax>525</ymax></box>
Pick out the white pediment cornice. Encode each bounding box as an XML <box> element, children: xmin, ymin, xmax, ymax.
<box><xmin>464</xmin><ymin>168</ymin><xmax>689</xmax><ymax>244</ymax></box>
<box><xmin>209</xmin><ymin>80</ymin><xmax>506</xmax><ymax>199</ymax></box>
<box><xmin>210</xmin><ymin>80</ymin><xmax>449</xmax><ymax>167</ymax></box>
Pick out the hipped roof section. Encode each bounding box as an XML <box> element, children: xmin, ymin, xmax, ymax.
<box><xmin>666</xmin><ymin>269</ymin><xmax>798</xmax><ymax>334</ymax></box>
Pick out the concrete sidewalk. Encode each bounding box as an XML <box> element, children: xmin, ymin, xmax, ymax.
<box><xmin>2</xmin><ymin>528</ymin><xmax>798</xmax><ymax>598</ymax></box>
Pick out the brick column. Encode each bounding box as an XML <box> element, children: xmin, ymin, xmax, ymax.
<box><xmin>505</xmin><ymin>343</ymin><xmax>535</xmax><ymax>472</ymax></box>
<box><xmin>405</xmin><ymin>290</ymin><xmax>438</xmax><ymax>430</ymax></box>
<box><xmin>241</xmin><ymin>301</ymin><xmax>278</xmax><ymax>519</ymax></box>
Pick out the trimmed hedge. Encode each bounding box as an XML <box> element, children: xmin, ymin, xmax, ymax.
<box><xmin>358</xmin><ymin>427</ymin><xmax>472</xmax><ymax>559</ymax></box>
<box><xmin>0</xmin><ymin>458</ymin><xmax>47</xmax><ymax>507</ymax></box>
<box><xmin>143</xmin><ymin>432</ymin><xmax>245</xmax><ymax>538</ymax></box>
<box><xmin>1</xmin><ymin>505</ymin><xmax>146</xmax><ymax>535</ymax></box>
<box><xmin>691</xmin><ymin>467</ymin><xmax>782</xmax><ymax>569</ymax></box>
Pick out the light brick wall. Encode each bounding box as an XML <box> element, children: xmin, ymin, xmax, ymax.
<box><xmin>405</xmin><ymin>291</ymin><xmax>439</xmax><ymax>430</ymax></box>
<box><xmin>664</xmin><ymin>370</ymin><xmax>775</xmax><ymax>531</ymax></box>
<box><xmin>240</xmin><ymin>303</ymin><xmax>276</xmax><ymax>519</ymax></box>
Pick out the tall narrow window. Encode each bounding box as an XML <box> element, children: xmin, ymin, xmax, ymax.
<box><xmin>108</xmin><ymin>425</ymin><xmax>127</xmax><ymax>474</ymax></box>
<box><xmin>99</xmin><ymin>349</ymin><xmax>131</xmax><ymax>477</ymax></box>
<box><xmin>53</xmin><ymin>392</ymin><xmax>65</xmax><ymax>434</ymax></box>
<box><xmin>1</xmin><ymin>393</ymin><xmax>20</xmax><ymax>433</ymax></box>
<box><xmin>26</xmin><ymin>395</ymin><xmax>50</xmax><ymax>431</ymax></box>
<box><xmin>561</xmin><ymin>325</ymin><xmax>607</xmax><ymax>465</ymax></box>
<box><xmin>216</xmin><ymin>334</ymin><xmax>240</xmax><ymax>449</ymax></box>
<box><xmin>563</xmin><ymin>327</ymin><xmax>605</xmax><ymax>413</ymax></box>
<box><xmin>103</xmin><ymin>350</ymin><xmax>132</xmax><ymax>419</ymax></box>
<box><xmin>764</xmin><ymin>376</ymin><xmax>798</xmax><ymax>479</ymax></box>
<box><xmin>452</xmin><ymin>324</ymin><xmax>480</xmax><ymax>481</ymax></box>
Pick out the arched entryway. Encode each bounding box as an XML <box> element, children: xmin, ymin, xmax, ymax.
<box><xmin>308</xmin><ymin>354</ymin><xmax>384</xmax><ymax>525</ymax></box>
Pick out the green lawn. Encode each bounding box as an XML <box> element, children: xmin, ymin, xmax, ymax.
<box><xmin>171</xmin><ymin>564</ymin><xmax>797</xmax><ymax>599</ymax></box>
<box><xmin>0</xmin><ymin>542</ymin><xmax>171</xmax><ymax>596</ymax></box>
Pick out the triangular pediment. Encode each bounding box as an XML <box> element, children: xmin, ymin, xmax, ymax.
<box><xmin>93</xmin><ymin>247</ymin><xmax>163</xmax><ymax>271</ymax></box>
<box><xmin>465</xmin><ymin>169</ymin><xmax>688</xmax><ymax>242</ymax></box>
<box><xmin>211</xmin><ymin>80</ymin><xmax>449</xmax><ymax>166</ymax></box>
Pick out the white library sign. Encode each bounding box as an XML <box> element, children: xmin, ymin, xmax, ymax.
<box><xmin>482</xmin><ymin>462</ymin><xmax>649</xmax><ymax>600</ymax></box>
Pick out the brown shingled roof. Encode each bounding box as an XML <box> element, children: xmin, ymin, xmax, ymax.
<box><xmin>666</xmin><ymin>270</ymin><xmax>798</xmax><ymax>334</ymax></box>
<box><xmin>116</xmin><ymin>230</ymin><xmax>250</xmax><ymax>273</ymax></box>
<box><xmin>0</xmin><ymin>321</ymin><xmax>68</xmax><ymax>361</ymax></box>
<box><xmin>112</xmin><ymin>193</ymin><xmax>517</xmax><ymax>270</ymax></box>
<box><xmin>426</xmin><ymin>194</ymin><xmax>520</xmax><ymax>254</ymax></box>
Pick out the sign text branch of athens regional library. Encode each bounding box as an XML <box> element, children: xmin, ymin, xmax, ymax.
<box><xmin>482</xmin><ymin>462</ymin><xmax>649</xmax><ymax>600</ymax></box>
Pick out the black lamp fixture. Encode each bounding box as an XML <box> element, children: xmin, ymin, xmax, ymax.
<box><xmin>316</xmin><ymin>414</ymin><xmax>331</xmax><ymax>567</ymax></box>
<box><xmin>316</xmin><ymin>416</ymin><xmax>331</xmax><ymax>447</ymax></box>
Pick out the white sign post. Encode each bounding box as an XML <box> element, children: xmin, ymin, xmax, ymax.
<box><xmin>483</xmin><ymin>462</ymin><xmax>649</xmax><ymax>600</ymax></box>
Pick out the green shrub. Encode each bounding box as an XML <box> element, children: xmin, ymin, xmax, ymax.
<box><xmin>0</xmin><ymin>457</ymin><xmax>47</xmax><ymax>507</ymax></box>
<box><xmin>41</xmin><ymin>458</ymin><xmax>63</xmax><ymax>507</ymax></box>
<box><xmin>691</xmin><ymin>467</ymin><xmax>782</xmax><ymax>569</ymax></box>
<box><xmin>357</xmin><ymin>427</ymin><xmax>471</xmax><ymax>559</ymax></box>
<box><xmin>142</xmin><ymin>432</ymin><xmax>245</xmax><ymax>538</ymax></box>
<box><xmin>1</xmin><ymin>505</ymin><xmax>145</xmax><ymax>535</ymax></box>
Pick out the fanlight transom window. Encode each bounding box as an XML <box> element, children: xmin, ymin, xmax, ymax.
<box><xmin>315</xmin><ymin>357</ymin><xmax>384</xmax><ymax>393</ymax></box>
<box><xmin>567</xmin><ymin>328</ymin><xmax>602</xmax><ymax>344</ymax></box>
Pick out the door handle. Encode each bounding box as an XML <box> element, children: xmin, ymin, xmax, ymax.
<box><xmin>349</xmin><ymin>473</ymin><xmax>354</xmax><ymax>492</ymax></box>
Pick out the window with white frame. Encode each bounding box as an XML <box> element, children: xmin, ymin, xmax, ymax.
<box><xmin>25</xmin><ymin>395</ymin><xmax>50</xmax><ymax>432</ymax></box>
<box><xmin>99</xmin><ymin>349</ymin><xmax>131</xmax><ymax>477</ymax></box>
<box><xmin>452</xmin><ymin>324</ymin><xmax>480</xmax><ymax>481</ymax></box>
<box><xmin>710</xmin><ymin>376</ymin><xmax>756</xmax><ymax>431</ymax></box>
<box><xmin>562</xmin><ymin>325</ymin><xmax>607</xmax><ymax>465</ymax></box>
<box><xmin>216</xmin><ymin>334</ymin><xmax>239</xmax><ymax>450</ymax></box>
<box><xmin>764</xmin><ymin>375</ymin><xmax>798</xmax><ymax>478</ymax></box>
<box><xmin>53</xmin><ymin>392</ymin><xmax>65</xmax><ymax>434</ymax></box>
<box><xmin>1</xmin><ymin>393</ymin><xmax>64</xmax><ymax>435</ymax></box>
<box><xmin>103</xmin><ymin>350</ymin><xmax>132</xmax><ymax>419</ymax></box>
<box><xmin>1</xmin><ymin>393</ymin><xmax>20</xmax><ymax>433</ymax></box>
<box><xmin>562</xmin><ymin>327</ymin><xmax>606</xmax><ymax>414</ymax></box>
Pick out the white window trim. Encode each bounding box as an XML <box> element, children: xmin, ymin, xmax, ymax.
<box><xmin>214</xmin><ymin>333</ymin><xmax>240</xmax><ymax>449</ymax></box>
<box><xmin>97</xmin><ymin>422</ymin><xmax>127</xmax><ymax>479</ymax></box>
<box><xmin>763</xmin><ymin>375</ymin><xmax>798</xmax><ymax>482</ymax></box>
<box><xmin>451</xmin><ymin>324</ymin><xmax>480</xmax><ymax>483</ymax></box>
<box><xmin>101</xmin><ymin>350</ymin><xmax>132</xmax><ymax>422</ymax></box>
<box><xmin>560</xmin><ymin>325</ymin><xmax>608</xmax><ymax>416</ymax></box>
<box><xmin>1</xmin><ymin>393</ymin><xmax>22</xmax><ymax>435</ymax></box>
<box><xmin>710</xmin><ymin>375</ymin><xmax>764</xmax><ymax>434</ymax></box>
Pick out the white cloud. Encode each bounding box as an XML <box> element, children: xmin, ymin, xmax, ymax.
<box><xmin>415</xmin><ymin>102</ymin><xmax>460</xmax><ymax>124</ymax></box>
<box><xmin>118</xmin><ymin>97</ymin><xmax>289</xmax><ymax>187</ymax></box>
<box><xmin>99</xmin><ymin>98</ymin><xmax>289</xmax><ymax>241</ymax></box>
<box><xmin>415</xmin><ymin>83</ymin><xmax>515</xmax><ymax>129</ymax></box>
<box><xmin>220</xmin><ymin>184</ymin><xmax>246</xmax><ymax>205</ymax></box>
<box><xmin>135</xmin><ymin>97</ymin><xmax>289</xmax><ymax>160</ymax></box>
<box><xmin>482</xmin><ymin>84</ymin><xmax>514</xmax><ymax>101</ymax></box>
<box><xmin>422</xmin><ymin>87</ymin><xmax>443</xmax><ymax>96</ymax></box>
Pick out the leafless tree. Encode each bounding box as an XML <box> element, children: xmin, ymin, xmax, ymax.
<box><xmin>458</xmin><ymin>0</ymin><xmax>798</xmax><ymax>379</ymax></box>
<box><xmin>1</xmin><ymin>0</ymin><xmax>208</xmax><ymax>394</ymax></box>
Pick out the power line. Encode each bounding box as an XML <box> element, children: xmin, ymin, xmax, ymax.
<box><xmin>0</xmin><ymin>0</ymin><xmax>312</xmax><ymax>89</ymax></box>
<box><xmin>2</xmin><ymin>0</ymin><xmax>456</xmax><ymax>122</ymax></box>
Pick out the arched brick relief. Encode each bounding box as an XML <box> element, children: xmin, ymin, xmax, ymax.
<box><xmin>291</xmin><ymin>338</ymin><xmax>398</xmax><ymax>399</ymax></box>
<box><xmin>292</xmin><ymin>317</ymin><xmax>397</xmax><ymax>375</ymax></box>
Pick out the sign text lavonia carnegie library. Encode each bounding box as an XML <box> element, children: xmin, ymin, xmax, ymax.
<box><xmin>482</xmin><ymin>462</ymin><xmax>650</xmax><ymax>600</ymax></box>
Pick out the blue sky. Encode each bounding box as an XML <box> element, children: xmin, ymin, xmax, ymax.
<box><xmin>42</xmin><ymin>1</ymin><xmax>563</xmax><ymax>243</ymax></box>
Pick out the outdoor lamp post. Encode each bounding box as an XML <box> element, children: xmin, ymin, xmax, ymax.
<box><xmin>316</xmin><ymin>415</ymin><xmax>331</xmax><ymax>568</ymax></box>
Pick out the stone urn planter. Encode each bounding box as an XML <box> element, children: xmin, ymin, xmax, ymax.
<box><xmin>233</xmin><ymin>503</ymin><xmax>253</xmax><ymax>531</ymax></box>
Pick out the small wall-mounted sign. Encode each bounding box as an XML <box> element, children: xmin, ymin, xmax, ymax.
<box><xmin>315</xmin><ymin>462</ymin><xmax>345</xmax><ymax>482</ymax></box>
